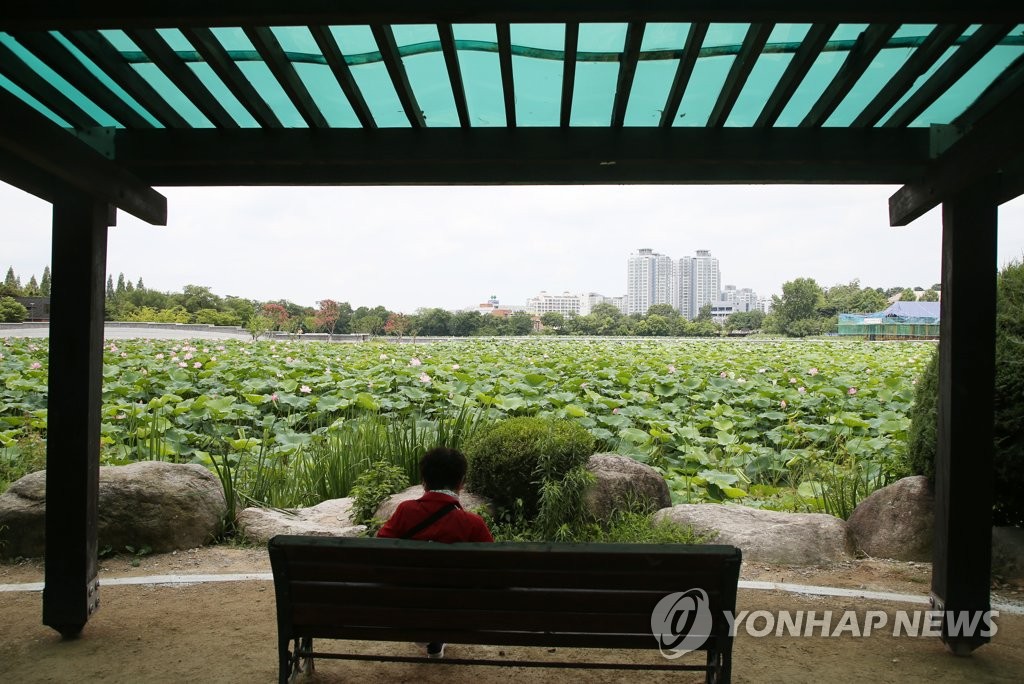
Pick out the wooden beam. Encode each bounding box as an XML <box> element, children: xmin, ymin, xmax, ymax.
<box><xmin>800</xmin><ymin>23</ymin><xmax>898</xmax><ymax>127</ymax></box>
<box><xmin>3</xmin><ymin>2</ymin><xmax>1021</xmax><ymax>30</ymax></box>
<box><xmin>10</xmin><ymin>31</ymin><xmax>154</xmax><ymax>129</ymax></box>
<box><xmin>181</xmin><ymin>27</ymin><xmax>284</xmax><ymax>129</ymax></box>
<box><xmin>497</xmin><ymin>23</ymin><xmax>516</xmax><ymax>127</ymax></box>
<box><xmin>889</xmin><ymin>81</ymin><xmax>1024</xmax><ymax>225</ymax></box>
<box><xmin>0</xmin><ymin>40</ymin><xmax>101</xmax><ymax>130</ymax></box>
<box><xmin>851</xmin><ymin>24</ymin><xmax>966</xmax><ymax>128</ymax></box>
<box><xmin>438</xmin><ymin>23</ymin><xmax>470</xmax><ymax>128</ymax></box>
<box><xmin>707</xmin><ymin>23</ymin><xmax>773</xmax><ymax>128</ymax></box>
<box><xmin>62</xmin><ymin>30</ymin><xmax>189</xmax><ymax>129</ymax></box>
<box><xmin>111</xmin><ymin>127</ymin><xmax>931</xmax><ymax>185</ymax></box>
<box><xmin>931</xmin><ymin>184</ymin><xmax>997</xmax><ymax>655</ymax></box>
<box><xmin>0</xmin><ymin>88</ymin><xmax>167</xmax><ymax>224</ymax></box>
<box><xmin>371</xmin><ymin>25</ymin><xmax>424</xmax><ymax>128</ymax></box>
<box><xmin>659</xmin><ymin>22</ymin><xmax>707</xmax><ymax>128</ymax></box>
<box><xmin>754</xmin><ymin>23</ymin><xmax>836</xmax><ymax>128</ymax></box>
<box><xmin>560</xmin><ymin>23</ymin><xmax>578</xmax><ymax>128</ymax></box>
<box><xmin>883</xmin><ymin>24</ymin><xmax>1014</xmax><ymax>128</ymax></box>
<box><xmin>244</xmin><ymin>26</ymin><xmax>328</xmax><ymax>129</ymax></box>
<box><xmin>610</xmin><ymin>22</ymin><xmax>644</xmax><ymax>128</ymax></box>
<box><xmin>42</xmin><ymin>192</ymin><xmax>109</xmax><ymax>638</ymax></box>
<box><xmin>308</xmin><ymin>25</ymin><xmax>374</xmax><ymax>130</ymax></box>
<box><xmin>124</xmin><ymin>29</ymin><xmax>239</xmax><ymax>129</ymax></box>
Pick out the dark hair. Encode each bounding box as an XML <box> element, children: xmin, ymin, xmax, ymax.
<box><xmin>420</xmin><ymin>447</ymin><xmax>467</xmax><ymax>491</ymax></box>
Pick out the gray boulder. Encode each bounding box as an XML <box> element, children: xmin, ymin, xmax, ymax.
<box><xmin>992</xmin><ymin>527</ymin><xmax>1024</xmax><ymax>580</ymax></box>
<box><xmin>237</xmin><ymin>498</ymin><xmax>365</xmax><ymax>544</ymax></box>
<box><xmin>584</xmin><ymin>453</ymin><xmax>671</xmax><ymax>518</ymax></box>
<box><xmin>655</xmin><ymin>504</ymin><xmax>853</xmax><ymax>565</ymax></box>
<box><xmin>375</xmin><ymin>485</ymin><xmax>493</xmax><ymax>521</ymax></box>
<box><xmin>846</xmin><ymin>476</ymin><xmax>933</xmax><ymax>561</ymax></box>
<box><xmin>0</xmin><ymin>462</ymin><xmax>226</xmax><ymax>559</ymax></box>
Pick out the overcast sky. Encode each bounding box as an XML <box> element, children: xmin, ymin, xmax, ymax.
<box><xmin>2</xmin><ymin>181</ymin><xmax>1022</xmax><ymax>313</ymax></box>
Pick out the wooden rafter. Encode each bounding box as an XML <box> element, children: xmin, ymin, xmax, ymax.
<box><xmin>371</xmin><ymin>24</ymin><xmax>424</xmax><ymax>128</ymax></box>
<box><xmin>754</xmin><ymin>23</ymin><xmax>836</xmax><ymax>127</ymax></box>
<box><xmin>308</xmin><ymin>25</ymin><xmax>375</xmax><ymax>130</ymax></box>
<box><xmin>610</xmin><ymin>22</ymin><xmax>644</xmax><ymax>128</ymax></box>
<box><xmin>560</xmin><ymin>23</ymin><xmax>578</xmax><ymax>128</ymax></box>
<box><xmin>497</xmin><ymin>23</ymin><xmax>516</xmax><ymax>127</ymax></box>
<box><xmin>0</xmin><ymin>40</ymin><xmax>101</xmax><ymax>130</ymax></box>
<box><xmin>438</xmin><ymin>23</ymin><xmax>470</xmax><ymax>128</ymax></box>
<box><xmin>659</xmin><ymin>22</ymin><xmax>708</xmax><ymax>128</ymax></box>
<box><xmin>707</xmin><ymin>22</ymin><xmax>774</xmax><ymax>128</ymax></box>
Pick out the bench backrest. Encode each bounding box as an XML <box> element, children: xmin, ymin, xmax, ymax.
<box><xmin>269</xmin><ymin>535</ymin><xmax>741</xmax><ymax>651</ymax></box>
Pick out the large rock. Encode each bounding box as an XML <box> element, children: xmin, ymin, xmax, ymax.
<box><xmin>655</xmin><ymin>504</ymin><xmax>853</xmax><ymax>565</ymax></box>
<box><xmin>0</xmin><ymin>462</ymin><xmax>226</xmax><ymax>559</ymax></box>
<box><xmin>584</xmin><ymin>453</ymin><xmax>671</xmax><ymax>518</ymax></box>
<box><xmin>237</xmin><ymin>498</ymin><xmax>365</xmax><ymax>544</ymax></box>
<box><xmin>375</xmin><ymin>485</ymin><xmax>493</xmax><ymax>521</ymax></box>
<box><xmin>846</xmin><ymin>476</ymin><xmax>933</xmax><ymax>561</ymax></box>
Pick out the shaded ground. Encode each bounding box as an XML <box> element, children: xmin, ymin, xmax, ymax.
<box><xmin>2</xmin><ymin>547</ymin><xmax>1023</xmax><ymax>683</ymax></box>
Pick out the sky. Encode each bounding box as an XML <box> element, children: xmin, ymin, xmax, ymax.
<box><xmin>2</xmin><ymin>181</ymin><xmax>1023</xmax><ymax>313</ymax></box>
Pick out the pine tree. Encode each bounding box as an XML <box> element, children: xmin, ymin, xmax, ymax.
<box><xmin>116</xmin><ymin>273</ymin><xmax>126</xmax><ymax>294</ymax></box>
<box><xmin>25</xmin><ymin>275</ymin><xmax>40</xmax><ymax>296</ymax></box>
<box><xmin>40</xmin><ymin>266</ymin><xmax>51</xmax><ymax>296</ymax></box>
<box><xmin>136</xmin><ymin>277</ymin><xmax>144</xmax><ymax>290</ymax></box>
<box><xmin>4</xmin><ymin>266</ymin><xmax>18</xmax><ymax>290</ymax></box>
<box><xmin>106</xmin><ymin>274</ymin><xmax>115</xmax><ymax>298</ymax></box>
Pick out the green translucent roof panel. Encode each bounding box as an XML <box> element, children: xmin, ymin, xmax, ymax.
<box><xmin>511</xmin><ymin>23</ymin><xmax>565</xmax><ymax>126</ymax></box>
<box><xmin>822</xmin><ymin>24</ymin><xmax>936</xmax><ymax>127</ymax></box>
<box><xmin>674</xmin><ymin>23</ymin><xmax>749</xmax><ymax>127</ymax></box>
<box><xmin>392</xmin><ymin>24</ymin><xmax>459</xmax><ymax>127</ymax></box>
<box><xmin>453</xmin><ymin>24</ymin><xmax>505</xmax><ymax>127</ymax></box>
<box><xmin>52</xmin><ymin>32</ymin><xmax>162</xmax><ymax>127</ymax></box>
<box><xmin>271</xmin><ymin>26</ymin><xmax>360</xmax><ymax>128</ymax></box>
<box><xmin>330</xmin><ymin>25</ymin><xmax>409</xmax><ymax>128</ymax></box>
<box><xmin>774</xmin><ymin>24</ymin><xmax>869</xmax><ymax>126</ymax></box>
<box><xmin>1</xmin><ymin>33</ymin><xmax>119</xmax><ymax>127</ymax></box>
<box><xmin>211</xmin><ymin>27</ymin><xmax>306</xmax><ymax>128</ymax></box>
<box><xmin>912</xmin><ymin>26</ymin><xmax>1024</xmax><ymax>125</ymax></box>
<box><xmin>624</xmin><ymin>23</ymin><xmax>689</xmax><ymax>126</ymax></box>
<box><xmin>570</xmin><ymin>23</ymin><xmax>626</xmax><ymax>126</ymax></box>
<box><xmin>726</xmin><ymin>23</ymin><xmax>810</xmax><ymax>127</ymax></box>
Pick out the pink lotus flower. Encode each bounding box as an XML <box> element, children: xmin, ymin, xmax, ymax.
<box><xmin>116</xmin><ymin>413</ymin><xmax>125</xmax><ymax>420</ymax></box>
<box><xmin>179</xmin><ymin>362</ymin><xmax>187</xmax><ymax>368</ymax></box>
<box><xmin>193</xmin><ymin>362</ymin><xmax>202</xmax><ymax>369</ymax></box>
<box><xmin>808</xmin><ymin>368</ymin><xmax>819</xmax><ymax>376</ymax></box>
<box><xmin>409</xmin><ymin>358</ymin><xmax>422</xmax><ymax>366</ymax></box>
<box><xmin>108</xmin><ymin>344</ymin><xmax>118</xmax><ymax>352</ymax></box>
<box><xmin>667</xmin><ymin>364</ymin><xmax>676</xmax><ymax>373</ymax></box>
<box><xmin>451</xmin><ymin>364</ymin><xmax>460</xmax><ymax>370</ymax></box>
<box><xmin>379</xmin><ymin>353</ymin><xmax>388</xmax><ymax>360</ymax></box>
<box><xmin>798</xmin><ymin>386</ymin><xmax>806</xmax><ymax>393</ymax></box>
<box><xmin>30</xmin><ymin>362</ymin><xmax>42</xmax><ymax>370</ymax></box>
<box><xmin>848</xmin><ymin>387</ymin><xmax>858</xmax><ymax>395</ymax></box>
<box><xmin>300</xmin><ymin>385</ymin><xmax>312</xmax><ymax>394</ymax></box>
<box><xmin>155</xmin><ymin>353</ymin><xmax>164</xmax><ymax>360</ymax></box>
<box><xmin>120</xmin><ymin>352</ymin><xmax>127</xmax><ymax>358</ymax></box>
<box><xmin>780</xmin><ymin>400</ymin><xmax>787</xmax><ymax>409</ymax></box>
<box><xmin>757</xmin><ymin>368</ymin><xmax>767</xmax><ymax>373</ymax></box>
<box><xmin>184</xmin><ymin>352</ymin><xmax>193</xmax><ymax>360</ymax></box>
<box><xmin>612</xmin><ymin>408</ymin><xmax>620</xmax><ymax>414</ymax></box>
<box><xmin>789</xmin><ymin>378</ymin><xmax>798</xmax><ymax>384</ymax></box>
<box><xmin>419</xmin><ymin>373</ymin><xmax>431</xmax><ymax>383</ymax></box>
<box><xmin>720</xmin><ymin>371</ymin><xmax>728</xmax><ymax>378</ymax></box>
<box><xmin>270</xmin><ymin>393</ymin><xmax>278</xmax><ymax>402</ymax></box>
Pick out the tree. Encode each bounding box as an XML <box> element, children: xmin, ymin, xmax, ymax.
<box><xmin>821</xmin><ymin>280</ymin><xmax>887</xmax><ymax>315</ymax></box>
<box><xmin>313</xmin><ymin>299</ymin><xmax>341</xmax><ymax>339</ymax></box>
<box><xmin>180</xmin><ymin>284</ymin><xmax>219</xmax><ymax>313</ymax></box>
<box><xmin>136</xmin><ymin>277</ymin><xmax>144</xmax><ymax>290</ymax></box>
<box><xmin>351</xmin><ymin>314</ymin><xmax>385</xmax><ymax>335</ymax></box>
<box><xmin>106</xmin><ymin>274</ymin><xmax>115</xmax><ymax>299</ymax></box>
<box><xmin>539</xmin><ymin>311</ymin><xmax>565</xmax><ymax>330</ymax></box>
<box><xmin>116</xmin><ymin>273</ymin><xmax>126</xmax><ymax>294</ymax></box>
<box><xmin>919</xmin><ymin>288</ymin><xmax>940</xmax><ymax>302</ymax></box>
<box><xmin>448</xmin><ymin>310</ymin><xmax>482</xmax><ymax>336</ymax></box>
<box><xmin>260</xmin><ymin>302</ymin><xmax>290</xmax><ymax>330</ymax></box>
<box><xmin>384</xmin><ymin>312</ymin><xmax>414</xmax><ymax>339</ymax></box>
<box><xmin>0</xmin><ymin>296</ymin><xmax>28</xmax><ymax>322</ymax></box>
<box><xmin>24</xmin><ymin>275</ymin><xmax>40</xmax><ymax>296</ymax></box>
<box><xmin>245</xmin><ymin>314</ymin><xmax>273</xmax><ymax>340</ymax></box>
<box><xmin>725</xmin><ymin>309</ymin><xmax>765</xmax><ymax>332</ymax></box>
<box><xmin>40</xmin><ymin>266</ymin><xmax>51</xmax><ymax>296</ymax></box>
<box><xmin>646</xmin><ymin>303</ymin><xmax>678</xmax><ymax>318</ymax></box>
<box><xmin>898</xmin><ymin>287</ymin><xmax>917</xmax><ymax>301</ymax></box>
<box><xmin>414</xmin><ymin>307</ymin><xmax>452</xmax><ymax>336</ymax></box>
<box><xmin>696</xmin><ymin>303</ymin><xmax>713</xmax><ymax>322</ymax></box>
<box><xmin>506</xmin><ymin>311</ymin><xmax>535</xmax><ymax>336</ymax></box>
<box><xmin>4</xmin><ymin>267</ymin><xmax>21</xmax><ymax>294</ymax></box>
<box><xmin>770</xmin><ymin>277</ymin><xmax>825</xmax><ymax>337</ymax></box>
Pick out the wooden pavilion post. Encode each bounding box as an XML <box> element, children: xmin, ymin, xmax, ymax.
<box><xmin>42</xmin><ymin>192</ymin><xmax>111</xmax><ymax>637</ymax></box>
<box><xmin>930</xmin><ymin>184</ymin><xmax>997</xmax><ymax>655</ymax></box>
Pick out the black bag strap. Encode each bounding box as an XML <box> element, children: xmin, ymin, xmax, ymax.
<box><xmin>401</xmin><ymin>501</ymin><xmax>461</xmax><ymax>539</ymax></box>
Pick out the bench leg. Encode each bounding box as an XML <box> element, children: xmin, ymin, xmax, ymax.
<box><xmin>300</xmin><ymin>637</ymin><xmax>315</xmax><ymax>676</ymax></box>
<box><xmin>278</xmin><ymin>637</ymin><xmax>292</xmax><ymax>684</ymax></box>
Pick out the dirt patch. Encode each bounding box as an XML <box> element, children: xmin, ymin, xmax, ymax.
<box><xmin>2</xmin><ymin>547</ymin><xmax>1023</xmax><ymax>683</ymax></box>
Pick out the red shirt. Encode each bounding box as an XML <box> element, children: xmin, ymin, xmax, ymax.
<box><xmin>376</xmin><ymin>491</ymin><xmax>494</xmax><ymax>543</ymax></box>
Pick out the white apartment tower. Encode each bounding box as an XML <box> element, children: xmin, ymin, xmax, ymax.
<box><xmin>627</xmin><ymin>248</ymin><xmax>677</xmax><ymax>315</ymax></box>
<box><xmin>678</xmin><ymin>250</ymin><xmax>721</xmax><ymax>319</ymax></box>
<box><xmin>525</xmin><ymin>291</ymin><xmax>581</xmax><ymax>316</ymax></box>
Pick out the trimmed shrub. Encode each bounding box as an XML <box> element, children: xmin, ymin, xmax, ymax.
<box><xmin>905</xmin><ymin>260</ymin><xmax>1024</xmax><ymax>525</ymax></box>
<box><xmin>464</xmin><ymin>416</ymin><xmax>595</xmax><ymax>518</ymax></box>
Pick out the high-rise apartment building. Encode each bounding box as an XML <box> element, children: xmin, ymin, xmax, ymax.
<box><xmin>721</xmin><ymin>285</ymin><xmax>759</xmax><ymax>312</ymax></box>
<box><xmin>678</xmin><ymin>250</ymin><xmax>721</xmax><ymax>319</ymax></box>
<box><xmin>627</xmin><ymin>248</ymin><xmax>677</xmax><ymax>315</ymax></box>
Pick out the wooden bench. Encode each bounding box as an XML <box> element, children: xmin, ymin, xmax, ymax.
<box><xmin>269</xmin><ymin>535</ymin><xmax>742</xmax><ymax>684</ymax></box>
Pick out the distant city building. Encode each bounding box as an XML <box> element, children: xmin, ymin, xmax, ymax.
<box><xmin>678</xmin><ymin>250</ymin><xmax>721</xmax><ymax>319</ymax></box>
<box><xmin>608</xmin><ymin>295</ymin><xmax>628</xmax><ymax>314</ymax></box>
<box><xmin>476</xmin><ymin>295</ymin><xmax>526</xmax><ymax>316</ymax></box>
<box><xmin>627</xmin><ymin>248</ymin><xmax>677</xmax><ymax>315</ymax></box>
<box><xmin>710</xmin><ymin>301</ymin><xmax>736</xmax><ymax>324</ymax></box>
<box><xmin>721</xmin><ymin>285</ymin><xmax>760</xmax><ymax>312</ymax></box>
<box><xmin>525</xmin><ymin>291</ymin><xmax>582</xmax><ymax>316</ymax></box>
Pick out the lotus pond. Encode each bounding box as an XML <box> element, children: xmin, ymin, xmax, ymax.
<box><xmin>1</xmin><ymin>337</ymin><xmax>932</xmax><ymax>515</ymax></box>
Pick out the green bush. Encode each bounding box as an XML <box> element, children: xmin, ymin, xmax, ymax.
<box><xmin>464</xmin><ymin>416</ymin><xmax>595</xmax><ymax>519</ymax></box>
<box><xmin>905</xmin><ymin>260</ymin><xmax>1024</xmax><ymax>525</ymax></box>
<box><xmin>349</xmin><ymin>461</ymin><xmax>410</xmax><ymax>527</ymax></box>
<box><xmin>0</xmin><ymin>297</ymin><xmax>28</xmax><ymax>323</ymax></box>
